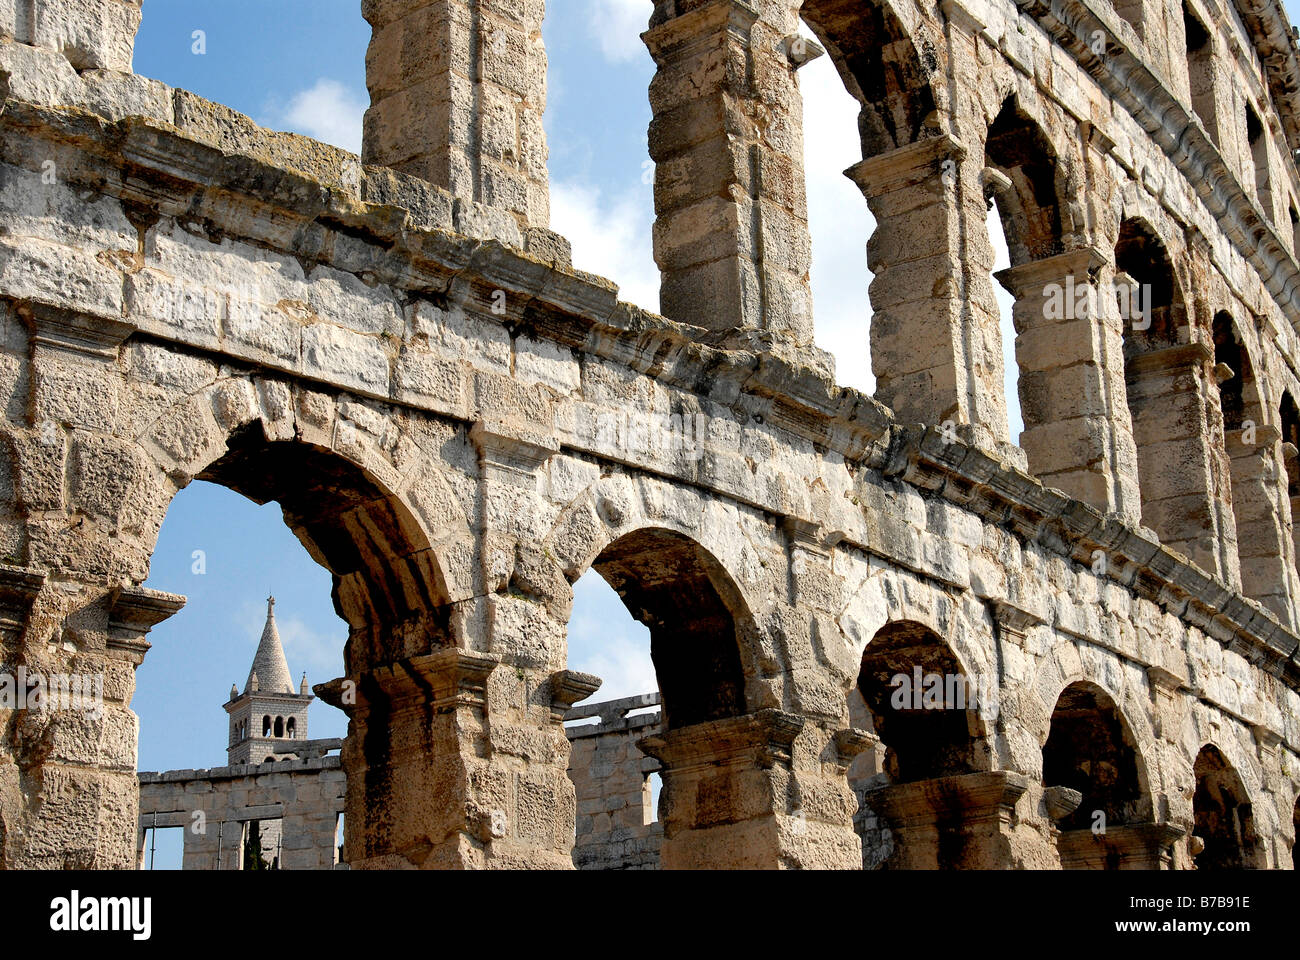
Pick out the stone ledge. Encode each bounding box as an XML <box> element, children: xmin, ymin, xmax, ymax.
<box><xmin>138</xmin><ymin>753</ymin><xmax>341</xmax><ymax>784</ymax></box>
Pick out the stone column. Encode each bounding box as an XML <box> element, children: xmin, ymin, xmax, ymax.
<box><xmin>995</xmin><ymin>248</ymin><xmax>1141</xmax><ymax>520</ymax></box>
<box><xmin>0</xmin><ymin>576</ymin><xmax>182</xmax><ymax>869</ymax></box>
<box><xmin>1056</xmin><ymin>822</ymin><xmax>1187</xmax><ymax>869</ymax></box>
<box><xmin>1125</xmin><ymin>342</ymin><xmax>1238</xmax><ymax>580</ymax></box>
<box><xmin>362</xmin><ymin>0</ymin><xmax>550</xmax><ymax>228</ymax></box>
<box><xmin>1229</xmin><ymin>423</ymin><xmax>1299</xmax><ymax>627</ymax></box>
<box><xmin>643</xmin><ymin>0</ymin><xmax>822</xmax><ymax>356</ymax></box>
<box><xmin>847</xmin><ymin>135</ymin><xmax>1010</xmax><ymax>454</ymax></box>
<box><xmin>323</xmin><ymin>650</ymin><xmax>596</xmax><ymax>870</ymax></box>
<box><xmin>860</xmin><ymin>771</ymin><xmax>1050</xmax><ymax>869</ymax></box>
<box><xmin>638</xmin><ymin>710</ymin><xmax>864</xmax><ymax>869</ymax></box>
<box><xmin>325</xmin><ymin>650</ymin><xmax>493</xmax><ymax>870</ymax></box>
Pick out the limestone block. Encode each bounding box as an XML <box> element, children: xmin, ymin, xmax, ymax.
<box><xmin>3</xmin><ymin>0</ymin><xmax>140</xmax><ymax>72</ymax></box>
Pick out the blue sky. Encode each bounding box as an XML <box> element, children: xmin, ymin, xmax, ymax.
<box><xmin>127</xmin><ymin>0</ymin><xmax>1296</xmax><ymax>863</ymax></box>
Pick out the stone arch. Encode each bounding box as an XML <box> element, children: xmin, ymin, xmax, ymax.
<box><xmin>800</xmin><ymin>0</ymin><xmax>942</xmax><ymax>156</ymax></box>
<box><xmin>1115</xmin><ymin>217</ymin><xmax>1185</xmax><ymax>351</ymax></box>
<box><xmin>856</xmin><ymin>620</ymin><xmax>993</xmax><ymax>783</ymax></box>
<box><xmin>274</xmin><ymin>716</ymin><xmax>284</xmax><ymax>738</ymax></box>
<box><xmin>543</xmin><ymin>474</ymin><xmax>781</xmax><ymax>700</ymax></box>
<box><xmin>124</xmin><ymin>372</ymin><xmax>492</xmax><ymax>867</ymax></box>
<box><xmin>1214</xmin><ymin>311</ymin><xmax>1296</xmax><ymax>620</ymax></box>
<box><xmin>586</xmin><ymin>526</ymin><xmax>753</xmax><ymax>729</ymax></box>
<box><xmin>131</xmin><ymin>372</ymin><xmax>460</xmax><ymax>671</ymax></box>
<box><xmin>837</xmin><ymin>569</ymin><xmax>1001</xmax><ymax>732</ymax></box>
<box><xmin>1115</xmin><ymin>216</ymin><xmax>1232</xmax><ymax>573</ymax></box>
<box><xmin>1279</xmin><ymin>392</ymin><xmax>1300</xmax><ymax>580</ymax></box>
<box><xmin>1041</xmin><ymin>681</ymin><xmax>1150</xmax><ymax>833</ymax></box>
<box><xmin>984</xmin><ymin>95</ymin><xmax>1065</xmax><ymax>266</ymax></box>
<box><xmin>1029</xmin><ymin>653</ymin><xmax>1156</xmax><ymax>757</ymax></box>
<box><xmin>1213</xmin><ymin>312</ymin><xmax>1258</xmax><ymax>435</ymax></box>
<box><xmin>1192</xmin><ymin>743</ymin><xmax>1264</xmax><ymax>869</ymax></box>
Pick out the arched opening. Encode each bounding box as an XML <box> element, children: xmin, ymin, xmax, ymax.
<box><xmin>566</xmin><ymin>526</ymin><xmax>758</xmax><ymax>869</ymax></box>
<box><xmin>138</xmin><ymin>422</ymin><xmax>449</xmax><ymax>870</ymax></box>
<box><xmin>984</xmin><ymin>96</ymin><xmax>1067</xmax><ymax>466</ymax></box>
<box><xmin>1213</xmin><ymin>313</ymin><xmax>1294</xmax><ymax>617</ymax></box>
<box><xmin>1280</xmin><ymin>392</ymin><xmax>1300</xmax><ymax>583</ymax></box>
<box><xmin>852</xmin><ymin>621</ymin><xmax>1001</xmax><ymax>869</ymax></box>
<box><xmin>800</xmin><ymin>0</ymin><xmax>939</xmax><ymax>158</ymax></box>
<box><xmin>1192</xmin><ymin>745</ymin><xmax>1262</xmax><ymax>869</ymax></box>
<box><xmin>1043</xmin><ymin>684</ymin><xmax>1144</xmax><ymax>834</ymax></box>
<box><xmin>1040</xmin><ymin>683</ymin><xmax>1170</xmax><ymax>868</ymax></box>
<box><xmin>286</xmin><ymin>717</ymin><xmax>296</xmax><ymax>739</ymax></box>
<box><xmin>1213</xmin><ymin>312</ymin><xmax>1248</xmax><ymax>436</ymax></box>
<box><xmin>856</xmin><ymin>622</ymin><xmax>989</xmax><ymax>783</ymax></box>
<box><xmin>984</xmin><ymin>98</ymin><xmax>1064</xmax><ymax>266</ymax></box>
<box><xmin>1184</xmin><ymin>3</ymin><xmax>1218</xmax><ymax>143</ymax></box>
<box><xmin>1116</xmin><ymin>219</ymin><xmax>1229</xmax><ymax>573</ymax></box>
<box><xmin>588</xmin><ymin>529</ymin><xmax>748</xmax><ymax>729</ymax></box>
<box><xmin>1246</xmin><ymin>103</ymin><xmax>1272</xmax><ymax>220</ymax></box>
<box><xmin>563</xmin><ymin>567</ymin><xmax>660</xmax><ymax>870</ymax></box>
<box><xmin>1115</xmin><ymin>219</ymin><xmax>1181</xmax><ymax>352</ymax></box>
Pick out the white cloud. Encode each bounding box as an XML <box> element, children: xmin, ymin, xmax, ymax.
<box><xmin>275</xmin><ymin>614</ymin><xmax>345</xmax><ymax>682</ymax></box>
<box><xmin>549</xmin><ymin>178</ymin><xmax>660</xmax><ymax>313</ymax></box>
<box><xmin>271</xmin><ymin>78</ymin><xmax>366</xmax><ymax>154</ymax></box>
<box><xmin>587</xmin><ymin>0</ymin><xmax>653</xmax><ymax>64</ymax></box>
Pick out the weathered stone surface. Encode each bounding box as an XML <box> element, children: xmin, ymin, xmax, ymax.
<box><xmin>0</xmin><ymin>0</ymin><xmax>1297</xmax><ymax>872</ymax></box>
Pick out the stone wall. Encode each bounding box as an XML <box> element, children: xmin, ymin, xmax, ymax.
<box><xmin>566</xmin><ymin>693</ymin><xmax>664</xmax><ymax>870</ymax></box>
<box><xmin>137</xmin><ymin>755</ymin><xmax>345</xmax><ymax>871</ymax></box>
<box><xmin>0</xmin><ymin>0</ymin><xmax>1298</xmax><ymax>869</ymax></box>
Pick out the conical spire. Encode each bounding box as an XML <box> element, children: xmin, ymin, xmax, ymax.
<box><xmin>245</xmin><ymin>596</ymin><xmax>295</xmax><ymax>695</ymax></box>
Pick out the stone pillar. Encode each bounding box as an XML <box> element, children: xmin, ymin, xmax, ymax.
<box><xmin>323</xmin><ymin>650</ymin><xmax>596</xmax><ymax>870</ymax></box>
<box><xmin>995</xmin><ymin>248</ymin><xmax>1141</xmax><ymax>520</ymax></box>
<box><xmin>1125</xmin><ymin>342</ymin><xmax>1238</xmax><ymax>580</ymax></box>
<box><xmin>638</xmin><ymin>710</ymin><xmax>863</xmax><ymax>869</ymax></box>
<box><xmin>326</xmin><ymin>650</ymin><xmax>493</xmax><ymax>870</ymax></box>
<box><xmin>1056</xmin><ymin>822</ymin><xmax>1187</xmax><ymax>869</ymax></box>
<box><xmin>643</xmin><ymin>0</ymin><xmax>821</xmax><ymax>355</ymax></box>
<box><xmin>1229</xmin><ymin>423</ymin><xmax>1300</xmax><ymax>627</ymax></box>
<box><xmin>0</xmin><ymin>577</ymin><xmax>182</xmax><ymax>869</ymax></box>
<box><xmin>847</xmin><ymin>135</ymin><xmax>1010</xmax><ymax>454</ymax></box>
<box><xmin>182</xmin><ymin>814</ymin><xmax>245</xmax><ymax>870</ymax></box>
<box><xmin>1</xmin><ymin>0</ymin><xmax>141</xmax><ymax>72</ymax></box>
<box><xmin>279</xmin><ymin>776</ymin><xmax>346</xmax><ymax>870</ymax></box>
<box><xmin>362</xmin><ymin>0</ymin><xmax>550</xmax><ymax>228</ymax></box>
<box><xmin>860</xmin><ymin>771</ymin><xmax>1049</xmax><ymax>869</ymax></box>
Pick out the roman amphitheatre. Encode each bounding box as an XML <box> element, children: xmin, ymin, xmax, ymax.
<box><xmin>1</xmin><ymin>0</ymin><xmax>1299</xmax><ymax>869</ymax></box>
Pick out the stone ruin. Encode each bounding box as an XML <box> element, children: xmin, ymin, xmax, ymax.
<box><xmin>2</xmin><ymin>0</ymin><xmax>1300</xmax><ymax>869</ymax></box>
